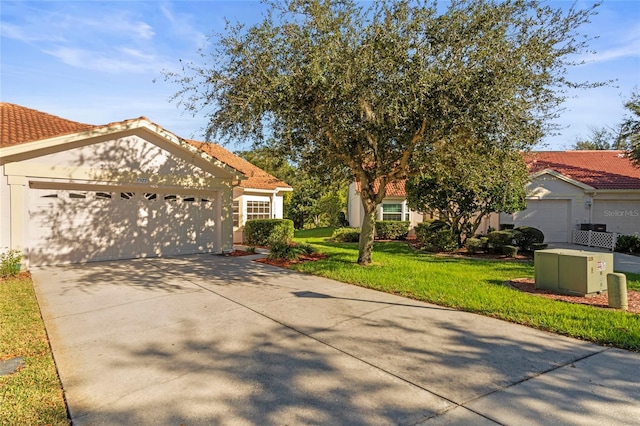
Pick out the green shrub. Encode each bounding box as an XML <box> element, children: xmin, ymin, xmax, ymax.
<box><xmin>615</xmin><ymin>235</ymin><xmax>640</xmax><ymax>254</ymax></box>
<box><xmin>375</xmin><ymin>221</ymin><xmax>410</xmax><ymax>240</ymax></box>
<box><xmin>427</xmin><ymin>220</ymin><xmax>449</xmax><ymax>231</ymax></box>
<box><xmin>296</xmin><ymin>243</ymin><xmax>317</xmax><ymax>256</ymax></box>
<box><xmin>502</xmin><ymin>245</ymin><xmax>519</xmax><ymax>257</ymax></box>
<box><xmin>414</xmin><ymin>220</ymin><xmax>448</xmax><ymax>241</ymax></box>
<box><xmin>267</xmin><ymin>222</ymin><xmax>294</xmax><ymax>246</ymax></box>
<box><xmin>513</xmin><ymin>226</ymin><xmax>545</xmax><ymax>251</ymax></box>
<box><xmin>487</xmin><ymin>230</ymin><xmax>519</xmax><ymax>253</ymax></box>
<box><xmin>245</xmin><ymin>219</ymin><xmax>294</xmax><ymax>246</ymax></box>
<box><xmin>267</xmin><ymin>242</ymin><xmax>299</xmax><ymax>260</ymax></box>
<box><xmin>465</xmin><ymin>237</ymin><xmax>485</xmax><ymax>253</ymax></box>
<box><xmin>415</xmin><ymin>223</ymin><xmax>457</xmax><ymax>253</ymax></box>
<box><xmin>330</xmin><ymin>227</ymin><xmax>361</xmax><ymax>243</ymax></box>
<box><xmin>0</xmin><ymin>249</ymin><xmax>22</xmax><ymax>278</ymax></box>
<box><xmin>531</xmin><ymin>243</ymin><xmax>548</xmax><ymax>251</ymax></box>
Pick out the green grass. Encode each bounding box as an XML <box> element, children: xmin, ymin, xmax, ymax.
<box><xmin>293</xmin><ymin>228</ymin><xmax>640</xmax><ymax>351</ymax></box>
<box><xmin>0</xmin><ymin>275</ymin><xmax>69</xmax><ymax>425</ymax></box>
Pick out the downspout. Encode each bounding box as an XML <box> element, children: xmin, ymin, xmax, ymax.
<box><xmin>272</xmin><ymin>190</ymin><xmax>277</xmax><ymax>218</ymax></box>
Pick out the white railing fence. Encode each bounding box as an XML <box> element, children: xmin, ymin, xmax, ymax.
<box><xmin>572</xmin><ymin>230</ymin><xmax>620</xmax><ymax>251</ymax></box>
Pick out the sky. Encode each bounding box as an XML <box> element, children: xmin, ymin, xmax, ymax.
<box><xmin>1</xmin><ymin>0</ymin><xmax>639</xmax><ymax>152</ymax></box>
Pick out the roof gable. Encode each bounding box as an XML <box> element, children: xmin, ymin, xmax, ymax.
<box><xmin>0</xmin><ymin>103</ymin><xmax>291</xmax><ymax>191</ymax></box>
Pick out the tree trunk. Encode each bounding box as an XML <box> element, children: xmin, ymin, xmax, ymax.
<box><xmin>358</xmin><ymin>201</ymin><xmax>377</xmax><ymax>265</ymax></box>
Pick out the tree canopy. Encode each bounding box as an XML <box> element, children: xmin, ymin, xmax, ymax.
<box><xmin>406</xmin><ymin>138</ymin><xmax>528</xmax><ymax>246</ymax></box>
<box><xmin>168</xmin><ymin>0</ymin><xmax>601</xmax><ymax>265</ymax></box>
<box><xmin>618</xmin><ymin>90</ymin><xmax>640</xmax><ymax>166</ymax></box>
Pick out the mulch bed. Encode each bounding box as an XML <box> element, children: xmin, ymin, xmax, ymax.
<box><xmin>508</xmin><ymin>278</ymin><xmax>640</xmax><ymax>314</ymax></box>
<box><xmin>224</xmin><ymin>250</ymin><xmax>257</xmax><ymax>257</ymax></box>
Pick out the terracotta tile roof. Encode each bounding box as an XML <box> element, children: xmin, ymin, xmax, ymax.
<box><xmin>185</xmin><ymin>140</ymin><xmax>292</xmax><ymax>191</ymax></box>
<box><xmin>1</xmin><ymin>103</ymin><xmax>291</xmax><ymax>191</ymax></box>
<box><xmin>1</xmin><ymin>102</ymin><xmax>95</xmax><ymax>147</ymax></box>
<box><xmin>355</xmin><ymin>180</ymin><xmax>407</xmax><ymax>197</ymax></box>
<box><xmin>527</xmin><ymin>151</ymin><xmax>640</xmax><ymax>190</ymax></box>
<box><xmin>353</xmin><ymin>150</ymin><xmax>640</xmax><ymax>196</ymax></box>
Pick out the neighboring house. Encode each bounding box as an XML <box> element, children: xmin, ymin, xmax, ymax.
<box><xmin>500</xmin><ymin>151</ymin><xmax>640</xmax><ymax>242</ymax></box>
<box><xmin>347</xmin><ymin>180</ymin><xmax>436</xmax><ymax>232</ymax></box>
<box><xmin>347</xmin><ymin>151</ymin><xmax>640</xmax><ymax>242</ymax></box>
<box><xmin>0</xmin><ymin>103</ymin><xmax>290</xmax><ymax>266</ymax></box>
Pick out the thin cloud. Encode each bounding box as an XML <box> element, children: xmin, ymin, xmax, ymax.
<box><xmin>43</xmin><ymin>46</ymin><xmax>171</xmax><ymax>74</ymax></box>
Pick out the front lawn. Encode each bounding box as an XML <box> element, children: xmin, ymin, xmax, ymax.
<box><xmin>0</xmin><ymin>274</ymin><xmax>68</xmax><ymax>425</ymax></box>
<box><xmin>293</xmin><ymin>228</ymin><xmax>640</xmax><ymax>351</ymax></box>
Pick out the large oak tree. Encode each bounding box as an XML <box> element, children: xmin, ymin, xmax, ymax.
<box><xmin>168</xmin><ymin>0</ymin><xmax>601</xmax><ymax>265</ymax></box>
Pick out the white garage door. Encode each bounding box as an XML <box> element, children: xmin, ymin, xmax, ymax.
<box><xmin>28</xmin><ymin>188</ymin><xmax>217</xmax><ymax>265</ymax></box>
<box><xmin>513</xmin><ymin>199</ymin><xmax>571</xmax><ymax>243</ymax></box>
<box><xmin>592</xmin><ymin>201</ymin><xmax>640</xmax><ymax>235</ymax></box>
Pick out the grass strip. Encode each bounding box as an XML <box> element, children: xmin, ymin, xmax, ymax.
<box><xmin>293</xmin><ymin>228</ymin><xmax>640</xmax><ymax>351</ymax></box>
<box><xmin>0</xmin><ymin>274</ymin><xmax>68</xmax><ymax>425</ymax></box>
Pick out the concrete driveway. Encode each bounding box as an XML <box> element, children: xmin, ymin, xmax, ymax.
<box><xmin>32</xmin><ymin>255</ymin><xmax>640</xmax><ymax>425</ymax></box>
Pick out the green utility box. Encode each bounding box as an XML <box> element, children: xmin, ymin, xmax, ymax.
<box><xmin>534</xmin><ymin>249</ymin><xmax>613</xmax><ymax>296</ymax></box>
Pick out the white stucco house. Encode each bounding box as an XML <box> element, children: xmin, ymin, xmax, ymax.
<box><xmin>0</xmin><ymin>103</ymin><xmax>291</xmax><ymax>266</ymax></box>
<box><xmin>347</xmin><ymin>151</ymin><xmax>640</xmax><ymax>243</ymax></box>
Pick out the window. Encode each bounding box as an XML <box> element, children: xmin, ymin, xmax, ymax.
<box><xmin>233</xmin><ymin>200</ymin><xmax>240</xmax><ymax>227</ymax></box>
<box><xmin>69</xmin><ymin>192</ymin><xmax>86</xmax><ymax>199</ymax></box>
<box><xmin>96</xmin><ymin>192</ymin><xmax>112</xmax><ymax>200</ymax></box>
<box><xmin>164</xmin><ymin>195</ymin><xmax>177</xmax><ymax>202</ymax></box>
<box><xmin>120</xmin><ymin>192</ymin><xmax>134</xmax><ymax>200</ymax></box>
<box><xmin>144</xmin><ymin>193</ymin><xmax>157</xmax><ymax>201</ymax></box>
<box><xmin>183</xmin><ymin>197</ymin><xmax>196</xmax><ymax>202</ymax></box>
<box><xmin>382</xmin><ymin>203</ymin><xmax>403</xmax><ymax>221</ymax></box>
<box><xmin>246</xmin><ymin>200</ymin><xmax>270</xmax><ymax>221</ymax></box>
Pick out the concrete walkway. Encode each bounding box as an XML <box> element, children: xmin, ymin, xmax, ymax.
<box><xmin>546</xmin><ymin>243</ymin><xmax>640</xmax><ymax>274</ymax></box>
<box><xmin>32</xmin><ymin>255</ymin><xmax>640</xmax><ymax>425</ymax></box>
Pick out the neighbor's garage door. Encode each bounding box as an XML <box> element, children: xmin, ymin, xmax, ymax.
<box><xmin>513</xmin><ymin>199</ymin><xmax>571</xmax><ymax>243</ymax></box>
<box><xmin>28</xmin><ymin>189</ymin><xmax>217</xmax><ymax>266</ymax></box>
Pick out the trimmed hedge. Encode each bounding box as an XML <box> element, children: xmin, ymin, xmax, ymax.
<box><xmin>513</xmin><ymin>226</ymin><xmax>544</xmax><ymax>251</ymax></box>
<box><xmin>415</xmin><ymin>222</ymin><xmax>457</xmax><ymax>252</ymax></box>
<box><xmin>330</xmin><ymin>227</ymin><xmax>361</xmax><ymax>243</ymax></box>
<box><xmin>375</xmin><ymin>221</ymin><xmax>410</xmax><ymax>240</ymax></box>
<box><xmin>245</xmin><ymin>219</ymin><xmax>294</xmax><ymax>246</ymax></box>
<box><xmin>465</xmin><ymin>237</ymin><xmax>485</xmax><ymax>253</ymax></box>
<box><xmin>502</xmin><ymin>245</ymin><xmax>519</xmax><ymax>257</ymax></box>
<box><xmin>487</xmin><ymin>230</ymin><xmax>519</xmax><ymax>253</ymax></box>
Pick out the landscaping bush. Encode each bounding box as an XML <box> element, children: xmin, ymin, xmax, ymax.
<box><xmin>415</xmin><ymin>223</ymin><xmax>458</xmax><ymax>253</ymax></box>
<box><xmin>0</xmin><ymin>249</ymin><xmax>22</xmax><ymax>278</ymax></box>
<box><xmin>531</xmin><ymin>243</ymin><xmax>548</xmax><ymax>251</ymax></box>
<box><xmin>296</xmin><ymin>243</ymin><xmax>317</xmax><ymax>256</ymax></box>
<box><xmin>615</xmin><ymin>235</ymin><xmax>640</xmax><ymax>254</ymax></box>
<box><xmin>266</xmin><ymin>222</ymin><xmax>299</xmax><ymax>260</ymax></box>
<box><xmin>513</xmin><ymin>226</ymin><xmax>545</xmax><ymax>251</ymax></box>
<box><xmin>375</xmin><ymin>221</ymin><xmax>410</xmax><ymax>240</ymax></box>
<box><xmin>245</xmin><ymin>219</ymin><xmax>294</xmax><ymax>246</ymax></box>
<box><xmin>330</xmin><ymin>227</ymin><xmax>361</xmax><ymax>243</ymax></box>
<box><xmin>487</xmin><ymin>230</ymin><xmax>520</xmax><ymax>253</ymax></box>
<box><xmin>502</xmin><ymin>245</ymin><xmax>519</xmax><ymax>257</ymax></box>
<box><xmin>465</xmin><ymin>237</ymin><xmax>485</xmax><ymax>253</ymax></box>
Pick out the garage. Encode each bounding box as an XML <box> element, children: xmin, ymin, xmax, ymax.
<box><xmin>512</xmin><ymin>199</ymin><xmax>571</xmax><ymax>243</ymax></box>
<box><xmin>27</xmin><ymin>188</ymin><xmax>218</xmax><ymax>265</ymax></box>
<box><xmin>1</xmin><ymin>103</ymin><xmax>243</xmax><ymax>267</ymax></box>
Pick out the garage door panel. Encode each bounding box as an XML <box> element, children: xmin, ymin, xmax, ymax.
<box><xmin>513</xmin><ymin>199</ymin><xmax>570</xmax><ymax>243</ymax></box>
<box><xmin>28</xmin><ymin>189</ymin><xmax>218</xmax><ymax>266</ymax></box>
